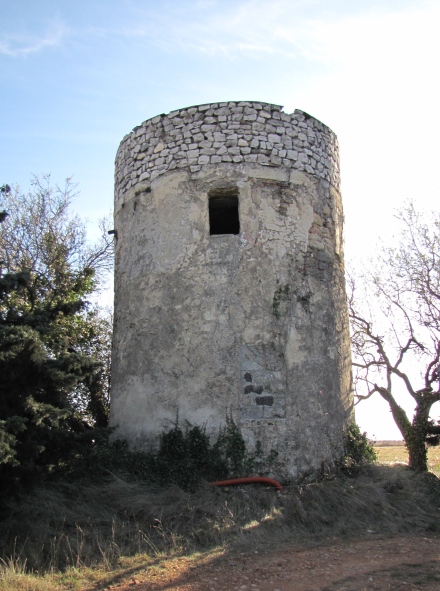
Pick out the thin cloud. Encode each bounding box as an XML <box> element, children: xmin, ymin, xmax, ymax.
<box><xmin>117</xmin><ymin>0</ymin><xmax>440</xmax><ymax>65</ymax></box>
<box><xmin>0</xmin><ymin>21</ymin><xmax>66</xmax><ymax>57</ymax></box>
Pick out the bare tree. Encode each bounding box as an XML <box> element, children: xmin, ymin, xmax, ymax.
<box><xmin>349</xmin><ymin>202</ymin><xmax>440</xmax><ymax>471</ymax></box>
<box><xmin>0</xmin><ymin>175</ymin><xmax>113</xmax><ymax>287</ymax></box>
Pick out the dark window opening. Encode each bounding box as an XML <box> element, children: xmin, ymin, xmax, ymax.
<box><xmin>209</xmin><ymin>188</ymin><xmax>240</xmax><ymax>235</ymax></box>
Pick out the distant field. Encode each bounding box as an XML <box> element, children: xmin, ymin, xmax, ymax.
<box><xmin>375</xmin><ymin>445</ymin><xmax>440</xmax><ymax>476</ymax></box>
<box><xmin>373</xmin><ymin>440</ymin><xmax>405</xmax><ymax>447</ymax></box>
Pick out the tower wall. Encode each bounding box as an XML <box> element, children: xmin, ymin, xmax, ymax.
<box><xmin>111</xmin><ymin>102</ymin><xmax>353</xmax><ymax>480</ymax></box>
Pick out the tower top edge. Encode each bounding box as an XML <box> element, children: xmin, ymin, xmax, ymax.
<box><xmin>115</xmin><ymin>101</ymin><xmax>340</xmax><ymax>196</ymax></box>
<box><xmin>123</xmin><ymin>102</ymin><xmax>336</xmax><ymax>141</ymax></box>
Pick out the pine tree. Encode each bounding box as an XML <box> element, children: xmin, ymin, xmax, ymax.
<box><xmin>0</xmin><ymin>178</ymin><xmax>113</xmax><ymax>500</ymax></box>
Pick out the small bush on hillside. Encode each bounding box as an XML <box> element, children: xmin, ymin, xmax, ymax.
<box><xmin>69</xmin><ymin>416</ymin><xmax>275</xmax><ymax>491</ymax></box>
<box><xmin>156</xmin><ymin>422</ymin><xmax>227</xmax><ymax>489</ymax></box>
<box><xmin>338</xmin><ymin>423</ymin><xmax>377</xmax><ymax>475</ymax></box>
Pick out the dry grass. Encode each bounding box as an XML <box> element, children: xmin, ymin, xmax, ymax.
<box><xmin>1</xmin><ymin>461</ymin><xmax>440</xmax><ymax>591</ymax></box>
<box><xmin>375</xmin><ymin>445</ymin><xmax>440</xmax><ymax>476</ymax></box>
<box><xmin>3</xmin><ymin>437</ymin><xmax>440</xmax><ymax>590</ymax></box>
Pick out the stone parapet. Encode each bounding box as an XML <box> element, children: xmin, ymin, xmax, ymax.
<box><xmin>114</xmin><ymin>102</ymin><xmax>340</xmax><ymax>207</ymax></box>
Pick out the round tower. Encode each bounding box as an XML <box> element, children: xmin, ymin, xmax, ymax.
<box><xmin>111</xmin><ymin>101</ymin><xmax>353</xmax><ymax>480</ymax></box>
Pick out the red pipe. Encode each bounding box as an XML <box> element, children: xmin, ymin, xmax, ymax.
<box><xmin>209</xmin><ymin>476</ymin><xmax>283</xmax><ymax>492</ymax></box>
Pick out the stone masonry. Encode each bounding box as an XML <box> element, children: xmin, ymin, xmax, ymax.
<box><xmin>115</xmin><ymin>102</ymin><xmax>340</xmax><ymax>209</ymax></box>
<box><xmin>111</xmin><ymin>102</ymin><xmax>353</xmax><ymax>481</ymax></box>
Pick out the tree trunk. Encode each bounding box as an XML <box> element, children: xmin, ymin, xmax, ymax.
<box><xmin>406</xmin><ymin>399</ymin><xmax>432</xmax><ymax>472</ymax></box>
<box><xmin>379</xmin><ymin>387</ymin><xmax>433</xmax><ymax>472</ymax></box>
<box><xmin>406</xmin><ymin>428</ymin><xmax>428</xmax><ymax>471</ymax></box>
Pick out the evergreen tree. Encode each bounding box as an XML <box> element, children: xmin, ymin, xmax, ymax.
<box><xmin>0</xmin><ymin>178</ymin><xmax>113</xmax><ymax>500</ymax></box>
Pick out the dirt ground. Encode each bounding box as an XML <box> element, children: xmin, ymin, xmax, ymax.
<box><xmin>99</xmin><ymin>534</ymin><xmax>440</xmax><ymax>591</ymax></box>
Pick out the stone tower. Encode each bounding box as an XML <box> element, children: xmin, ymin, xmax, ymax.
<box><xmin>111</xmin><ymin>101</ymin><xmax>353</xmax><ymax>481</ymax></box>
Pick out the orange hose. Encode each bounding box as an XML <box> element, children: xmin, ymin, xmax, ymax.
<box><xmin>209</xmin><ymin>476</ymin><xmax>283</xmax><ymax>492</ymax></box>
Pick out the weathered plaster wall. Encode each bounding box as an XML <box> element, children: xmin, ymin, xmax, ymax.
<box><xmin>111</xmin><ymin>102</ymin><xmax>353</xmax><ymax>481</ymax></box>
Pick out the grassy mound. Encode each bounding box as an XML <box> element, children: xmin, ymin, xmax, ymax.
<box><xmin>1</xmin><ymin>427</ymin><xmax>439</xmax><ymax>590</ymax></box>
<box><xmin>1</xmin><ymin>464</ymin><xmax>439</xmax><ymax>579</ymax></box>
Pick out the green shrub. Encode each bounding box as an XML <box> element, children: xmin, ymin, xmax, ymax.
<box><xmin>66</xmin><ymin>416</ymin><xmax>275</xmax><ymax>491</ymax></box>
<box><xmin>338</xmin><ymin>423</ymin><xmax>377</xmax><ymax>475</ymax></box>
<box><xmin>156</xmin><ymin>422</ymin><xmax>227</xmax><ymax>489</ymax></box>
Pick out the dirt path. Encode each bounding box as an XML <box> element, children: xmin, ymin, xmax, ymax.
<box><xmin>99</xmin><ymin>535</ymin><xmax>440</xmax><ymax>591</ymax></box>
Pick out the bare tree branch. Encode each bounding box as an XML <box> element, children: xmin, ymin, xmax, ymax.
<box><xmin>348</xmin><ymin>201</ymin><xmax>440</xmax><ymax>471</ymax></box>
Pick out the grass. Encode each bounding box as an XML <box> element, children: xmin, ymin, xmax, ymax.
<box><xmin>1</xmin><ymin>459</ymin><xmax>440</xmax><ymax>591</ymax></box>
<box><xmin>2</xmin><ymin>438</ymin><xmax>440</xmax><ymax>591</ymax></box>
<box><xmin>375</xmin><ymin>445</ymin><xmax>440</xmax><ymax>476</ymax></box>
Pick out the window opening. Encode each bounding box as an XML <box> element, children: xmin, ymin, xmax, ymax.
<box><xmin>208</xmin><ymin>188</ymin><xmax>240</xmax><ymax>235</ymax></box>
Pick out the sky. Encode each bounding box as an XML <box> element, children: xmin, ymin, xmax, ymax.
<box><xmin>1</xmin><ymin>0</ymin><xmax>440</xmax><ymax>440</ymax></box>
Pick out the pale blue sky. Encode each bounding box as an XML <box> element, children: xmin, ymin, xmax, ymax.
<box><xmin>1</xmin><ymin>0</ymin><xmax>439</xmax><ymax>438</ymax></box>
